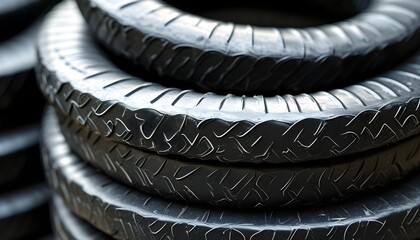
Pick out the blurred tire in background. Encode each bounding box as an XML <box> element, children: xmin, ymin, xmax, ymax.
<box><xmin>0</xmin><ymin>0</ymin><xmax>60</xmax><ymax>239</ymax></box>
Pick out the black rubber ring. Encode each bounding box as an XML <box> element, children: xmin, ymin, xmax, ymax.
<box><xmin>0</xmin><ymin>185</ymin><xmax>50</xmax><ymax>240</ymax></box>
<box><xmin>51</xmin><ymin>195</ymin><xmax>111</xmax><ymax>240</ymax></box>
<box><xmin>41</xmin><ymin>107</ymin><xmax>420</xmax><ymax>240</ymax></box>
<box><xmin>0</xmin><ymin>22</ymin><xmax>45</xmax><ymax>130</ymax></box>
<box><xmin>56</xmin><ymin>109</ymin><xmax>420</xmax><ymax>209</ymax></box>
<box><xmin>75</xmin><ymin>0</ymin><xmax>420</xmax><ymax>94</ymax></box>
<box><xmin>38</xmin><ymin>2</ymin><xmax>420</xmax><ymax>164</ymax></box>
<box><xmin>0</xmin><ymin>0</ymin><xmax>58</xmax><ymax>39</ymax></box>
<box><xmin>0</xmin><ymin>126</ymin><xmax>44</xmax><ymax>194</ymax></box>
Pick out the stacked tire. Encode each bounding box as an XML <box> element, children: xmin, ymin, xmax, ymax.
<box><xmin>0</xmin><ymin>0</ymin><xmax>59</xmax><ymax>239</ymax></box>
<box><xmin>39</xmin><ymin>1</ymin><xmax>420</xmax><ymax>239</ymax></box>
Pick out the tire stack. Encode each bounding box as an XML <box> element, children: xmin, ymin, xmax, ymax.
<box><xmin>0</xmin><ymin>1</ymin><xmax>59</xmax><ymax>239</ymax></box>
<box><xmin>39</xmin><ymin>1</ymin><xmax>420</xmax><ymax>239</ymax></box>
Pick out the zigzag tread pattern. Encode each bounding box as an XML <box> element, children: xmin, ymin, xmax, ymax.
<box><xmin>55</xmin><ymin>110</ymin><xmax>420</xmax><ymax>209</ymax></box>
<box><xmin>76</xmin><ymin>0</ymin><xmax>420</xmax><ymax>94</ymax></box>
<box><xmin>37</xmin><ymin>2</ymin><xmax>420</xmax><ymax>164</ymax></box>
<box><xmin>41</xmin><ymin>116</ymin><xmax>420</xmax><ymax>240</ymax></box>
<box><xmin>39</xmin><ymin>69</ymin><xmax>420</xmax><ymax>163</ymax></box>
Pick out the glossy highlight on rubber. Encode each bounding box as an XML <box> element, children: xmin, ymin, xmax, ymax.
<box><xmin>37</xmin><ymin>2</ymin><xmax>420</xmax><ymax>164</ymax></box>
<box><xmin>76</xmin><ymin>0</ymin><xmax>420</xmax><ymax>94</ymax></box>
<box><xmin>56</xmin><ymin>109</ymin><xmax>420</xmax><ymax>209</ymax></box>
<box><xmin>41</xmin><ymin>107</ymin><xmax>420</xmax><ymax>240</ymax></box>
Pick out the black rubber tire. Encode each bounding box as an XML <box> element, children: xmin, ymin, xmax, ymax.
<box><xmin>0</xmin><ymin>184</ymin><xmax>50</xmax><ymax>240</ymax></box>
<box><xmin>0</xmin><ymin>126</ymin><xmax>44</xmax><ymax>194</ymax></box>
<box><xmin>52</xmin><ymin>196</ymin><xmax>111</xmax><ymax>240</ymax></box>
<box><xmin>75</xmin><ymin>0</ymin><xmax>420</xmax><ymax>94</ymax></box>
<box><xmin>38</xmin><ymin>2</ymin><xmax>420</xmax><ymax>164</ymax></box>
<box><xmin>54</xmin><ymin>108</ymin><xmax>420</xmax><ymax>209</ymax></box>
<box><xmin>0</xmin><ymin>22</ymin><xmax>45</xmax><ymax>131</ymax></box>
<box><xmin>41</xmin><ymin>110</ymin><xmax>420</xmax><ymax>240</ymax></box>
<box><xmin>0</xmin><ymin>0</ymin><xmax>58</xmax><ymax>39</ymax></box>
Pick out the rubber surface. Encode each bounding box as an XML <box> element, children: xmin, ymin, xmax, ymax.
<box><xmin>38</xmin><ymin>2</ymin><xmax>420</xmax><ymax>164</ymax></box>
<box><xmin>0</xmin><ymin>184</ymin><xmax>50</xmax><ymax>240</ymax></box>
<box><xmin>0</xmin><ymin>126</ymin><xmax>44</xmax><ymax>194</ymax></box>
<box><xmin>0</xmin><ymin>0</ymin><xmax>57</xmax><ymax>39</ymax></box>
<box><xmin>54</xmin><ymin>109</ymin><xmax>420</xmax><ymax>209</ymax></box>
<box><xmin>76</xmin><ymin>0</ymin><xmax>420</xmax><ymax>94</ymax></box>
<box><xmin>0</xmin><ymin>22</ymin><xmax>44</xmax><ymax>130</ymax></box>
<box><xmin>41</xmin><ymin>110</ymin><xmax>420</xmax><ymax>240</ymax></box>
<box><xmin>52</xmin><ymin>196</ymin><xmax>111</xmax><ymax>240</ymax></box>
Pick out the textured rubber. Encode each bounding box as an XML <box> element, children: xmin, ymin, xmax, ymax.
<box><xmin>41</xmin><ymin>112</ymin><xmax>420</xmax><ymax>240</ymax></box>
<box><xmin>53</xmin><ymin>109</ymin><xmax>420</xmax><ymax>209</ymax></box>
<box><xmin>38</xmin><ymin>2</ymin><xmax>420</xmax><ymax>164</ymax></box>
<box><xmin>0</xmin><ymin>22</ymin><xmax>44</xmax><ymax>130</ymax></box>
<box><xmin>75</xmin><ymin>0</ymin><xmax>420</xmax><ymax>94</ymax></box>
<box><xmin>0</xmin><ymin>126</ymin><xmax>44</xmax><ymax>194</ymax></box>
<box><xmin>0</xmin><ymin>184</ymin><xmax>50</xmax><ymax>240</ymax></box>
<box><xmin>52</xmin><ymin>196</ymin><xmax>111</xmax><ymax>240</ymax></box>
<box><xmin>0</xmin><ymin>0</ymin><xmax>57</xmax><ymax>39</ymax></box>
